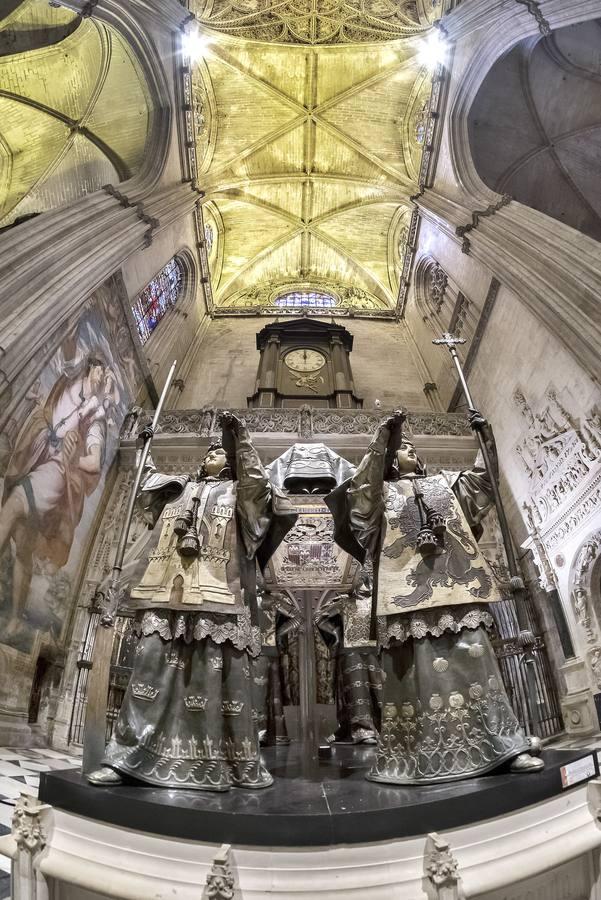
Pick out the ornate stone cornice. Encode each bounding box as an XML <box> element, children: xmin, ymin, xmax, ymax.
<box><xmin>102</xmin><ymin>184</ymin><xmax>160</xmax><ymax>248</ymax></box>
<box><xmin>515</xmin><ymin>0</ymin><xmax>552</xmax><ymax>36</ymax></box>
<box><xmin>396</xmin><ymin>207</ymin><xmax>421</xmax><ymax>319</ymax></box>
<box><xmin>213</xmin><ymin>307</ymin><xmax>395</xmax><ymax>320</ymax></box>
<box><xmin>539</xmin><ymin>471</ymin><xmax>601</xmax><ymax>550</ymax></box>
<box><xmin>455</xmin><ymin>195</ymin><xmax>512</xmax><ymax>254</ymax></box>
<box><xmin>121</xmin><ymin>407</ymin><xmax>473</xmax><ymax>442</ymax></box>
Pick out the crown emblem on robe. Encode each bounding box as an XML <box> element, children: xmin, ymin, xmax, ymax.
<box><xmin>184</xmin><ymin>695</ymin><xmax>208</xmax><ymax>710</ymax></box>
<box><xmin>221</xmin><ymin>700</ymin><xmax>244</xmax><ymax>716</ymax></box>
<box><xmin>165</xmin><ymin>651</ymin><xmax>185</xmax><ymax>669</ymax></box>
<box><xmin>131</xmin><ymin>682</ymin><xmax>159</xmax><ymax>702</ymax></box>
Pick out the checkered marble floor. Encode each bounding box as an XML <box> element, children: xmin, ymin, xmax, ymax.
<box><xmin>548</xmin><ymin>733</ymin><xmax>601</xmax><ymax>751</ymax></box>
<box><xmin>0</xmin><ymin>747</ymin><xmax>81</xmax><ymax>899</ymax></box>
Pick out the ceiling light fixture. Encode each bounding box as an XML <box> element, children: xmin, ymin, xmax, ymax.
<box><xmin>417</xmin><ymin>31</ymin><xmax>448</xmax><ymax>70</ymax></box>
<box><xmin>181</xmin><ymin>26</ymin><xmax>211</xmax><ymax>62</ymax></box>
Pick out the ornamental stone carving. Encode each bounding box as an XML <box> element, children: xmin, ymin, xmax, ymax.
<box><xmin>429</xmin><ymin>263</ymin><xmax>449</xmax><ymax>315</ymax></box>
<box><xmin>189</xmin><ymin>0</ymin><xmax>425</xmax><ymax>46</ymax></box>
<box><xmin>571</xmin><ymin>534</ymin><xmax>601</xmax><ymax>643</ymax></box>
<box><xmin>425</xmin><ymin>832</ymin><xmax>463</xmax><ymax>899</ymax></box>
<box><xmin>12</xmin><ymin>795</ymin><xmax>47</xmax><ymax>854</ymax></box>
<box><xmin>543</xmin><ymin>478</ymin><xmax>601</xmax><ymax>550</ymax></box>
<box><xmin>204</xmin><ymin>844</ymin><xmax>236</xmax><ymax>900</ymax></box>
<box><xmin>122</xmin><ymin>408</ymin><xmax>472</xmax><ymax>441</ymax></box>
<box><xmin>223</xmin><ymin>280</ymin><xmax>387</xmax><ymax>311</ymax></box>
<box><xmin>569</xmin><ymin>530</ymin><xmax>601</xmax><ymax>689</ymax></box>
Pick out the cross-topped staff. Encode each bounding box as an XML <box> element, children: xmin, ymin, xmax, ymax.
<box><xmin>433</xmin><ymin>332</ymin><xmax>540</xmax><ymax>736</ymax></box>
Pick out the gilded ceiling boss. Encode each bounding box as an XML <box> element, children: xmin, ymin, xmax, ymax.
<box><xmin>88</xmin><ymin>412</ymin><xmax>296</xmax><ymax>791</ymax></box>
<box><xmin>327</xmin><ymin>410</ymin><xmax>544</xmax><ymax>784</ymax></box>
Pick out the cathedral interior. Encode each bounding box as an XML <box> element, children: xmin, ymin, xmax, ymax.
<box><xmin>0</xmin><ymin>0</ymin><xmax>600</xmax><ymax>898</ymax></box>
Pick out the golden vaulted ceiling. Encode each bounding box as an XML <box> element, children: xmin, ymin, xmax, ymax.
<box><xmin>0</xmin><ymin>1</ymin><xmax>152</xmax><ymax>229</ymax></box>
<box><xmin>0</xmin><ymin>0</ymin><xmax>440</xmax><ymax>315</ymax></box>
<box><xmin>191</xmin><ymin>0</ymin><xmax>440</xmax><ymax>311</ymax></box>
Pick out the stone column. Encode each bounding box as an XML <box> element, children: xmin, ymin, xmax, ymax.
<box><xmin>256</xmin><ymin>334</ymin><xmax>281</xmax><ymax>407</ymax></box>
<box><xmin>331</xmin><ymin>336</ymin><xmax>353</xmax><ymax>408</ymax></box>
<box><xmin>417</xmin><ymin>191</ymin><xmax>601</xmax><ymax>385</ymax></box>
<box><xmin>10</xmin><ymin>796</ymin><xmax>50</xmax><ymax>900</ymax></box>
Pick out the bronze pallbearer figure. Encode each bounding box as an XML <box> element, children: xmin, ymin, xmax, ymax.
<box><xmin>326</xmin><ymin>411</ymin><xmax>544</xmax><ymax>784</ymax></box>
<box><xmin>88</xmin><ymin>412</ymin><xmax>296</xmax><ymax>791</ymax></box>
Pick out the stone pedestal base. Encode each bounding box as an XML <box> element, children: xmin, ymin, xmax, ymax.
<box><xmin>0</xmin><ymin>714</ymin><xmax>37</xmax><ymax>748</ymax></box>
<box><xmin>3</xmin><ymin>749</ymin><xmax>601</xmax><ymax>900</ymax></box>
<box><xmin>560</xmin><ymin>659</ymin><xmax>599</xmax><ymax>735</ymax></box>
<box><xmin>561</xmin><ymin>688</ymin><xmax>599</xmax><ymax>736</ymax></box>
<box><xmin>2</xmin><ymin>783</ymin><xmax>601</xmax><ymax>900</ymax></box>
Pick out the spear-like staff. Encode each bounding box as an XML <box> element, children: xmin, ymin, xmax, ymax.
<box><xmin>82</xmin><ymin>361</ymin><xmax>177</xmax><ymax>774</ymax></box>
<box><xmin>433</xmin><ymin>333</ymin><xmax>540</xmax><ymax>736</ymax></box>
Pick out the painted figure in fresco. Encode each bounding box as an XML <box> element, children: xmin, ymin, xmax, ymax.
<box><xmin>88</xmin><ymin>412</ymin><xmax>296</xmax><ymax>791</ymax></box>
<box><xmin>327</xmin><ymin>411</ymin><xmax>544</xmax><ymax>784</ymax></box>
<box><xmin>0</xmin><ymin>348</ymin><xmax>115</xmax><ymax>638</ymax></box>
<box><xmin>316</xmin><ymin>564</ymin><xmax>383</xmax><ymax>745</ymax></box>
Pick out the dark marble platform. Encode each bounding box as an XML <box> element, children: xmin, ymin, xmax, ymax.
<box><xmin>39</xmin><ymin>745</ymin><xmax>597</xmax><ymax>847</ymax></box>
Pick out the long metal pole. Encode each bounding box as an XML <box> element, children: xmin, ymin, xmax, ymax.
<box><xmin>82</xmin><ymin>361</ymin><xmax>177</xmax><ymax>773</ymax></box>
<box><xmin>433</xmin><ymin>334</ymin><xmax>540</xmax><ymax>735</ymax></box>
<box><xmin>298</xmin><ymin>590</ymin><xmax>319</xmax><ymax>778</ymax></box>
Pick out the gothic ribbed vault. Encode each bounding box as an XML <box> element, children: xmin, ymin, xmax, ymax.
<box><xmin>0</xmin><ymin>1</ymin><xmax>152</xmax><ymax>228</ymax></box>
<box><xmin>191</xmin><ymin>6</ymin><xmax>435</xmax><ymax>311</ymax></box>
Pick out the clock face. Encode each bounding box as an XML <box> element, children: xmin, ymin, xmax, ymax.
<box><xmin>284</xmin><ymin>348</ymin><xmax>326</xmax><ymax>373</ymax></box>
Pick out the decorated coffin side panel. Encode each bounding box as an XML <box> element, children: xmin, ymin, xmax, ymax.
<box><xmin>264</xmin><ymin>496</ymin><xmax>359</xmax><ymax>592</ymax></box>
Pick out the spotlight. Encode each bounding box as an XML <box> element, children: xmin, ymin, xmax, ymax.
<box><xmin>181</xmin><ymin>26</ymin><xmax>211</xmax><ymax>62</ymax></box>
<box><xmin>417</xmin><ymin>31</ymin><xmax>448</xmax><ymax>70</ymax></box>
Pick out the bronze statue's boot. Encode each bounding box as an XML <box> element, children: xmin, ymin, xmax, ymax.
<box><xmin>527</xmin><ymin>735</ymin><xmax>543</xmax><ymax>756</ymax></box>
<box><xmin>87</xmin><ymin>766</ymin><xmax>123</xmax><ymax>786</ymax></box>
<box><xmin>353</xmin><ymin>727</ymin><xmax>378</xmax><ymax>745</ymax></box>
<box><xmin>509</xmin><ymin>752</ymin><xmax>545</xmax><ymax>773</ymax></box>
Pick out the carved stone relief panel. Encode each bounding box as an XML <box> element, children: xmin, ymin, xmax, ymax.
<box><xmin>513</xmin><ymin>386</ymin><xmax>601</xmax><ymax>539</ymax></box>
<box><xmin>569</xmin><ymin>529</ymin><xmax>601</xmax><ymax>691</ymax></box>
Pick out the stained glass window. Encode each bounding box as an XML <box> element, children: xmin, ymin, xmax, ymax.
<box><xmin>274</xmin><ymin>290</ymin><xmax>336</xmax><ymax>308</ymax></box>
<box><xmin>414</xmin><ymin>98</ymin><xmax>429</xmax><ymax>145</ymax></box>
<box><xmin>132</xmin><ymin>257</ymin><xmax>183</xmax><ymax>345</ymax></box>
<box><xmin>205</xmin><ymin>223</ymin><xmax>214</xmax><ymax>255</ymax></box>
